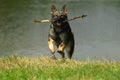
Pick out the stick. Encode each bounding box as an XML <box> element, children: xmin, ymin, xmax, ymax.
<box><xmin>34</xmin><ymin>15</ymin><xmax>87</xmax><ymax>23</ymax></box>
<box><xmin>64</xmin><ymin>15</ymin><xmax>87</xmax><ymax>22</ymax></box>
<box><xmin>34</xmin><ymin>20</ymin><xmax>53</xmax><ymax>23</ymax></box>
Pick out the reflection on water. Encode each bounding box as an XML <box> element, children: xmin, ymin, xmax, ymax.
<box><xmin>0</xmin><ymin>0</ymin><xmax>120</xmax><ymax>60</ymax></box>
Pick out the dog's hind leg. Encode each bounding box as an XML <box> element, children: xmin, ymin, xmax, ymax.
<box><xmin>66</xmin><ymin>34</ymin><xmax>74</xmax><ymax>59</ymax></box>
<box><xmin>66</xmin><ymin>43</ymin><xmax>74</xmax><ymax>59</ymax></box>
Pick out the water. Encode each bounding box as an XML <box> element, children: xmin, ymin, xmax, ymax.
<box><xmin>0</xmin><ymin>0</ymin><xmax>120</xmax><ymax>60</ymax></box>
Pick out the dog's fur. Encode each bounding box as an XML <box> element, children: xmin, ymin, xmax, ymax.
<box><xmin>48</xmin><ymin>5</ymin><xmax>74</xmax><ymax>59</ymax></box>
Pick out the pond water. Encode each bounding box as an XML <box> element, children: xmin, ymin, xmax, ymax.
<box><xmin>0</xmin><ymin>0</ymin><xmax>120</xmax><ymax>60</ymax></box>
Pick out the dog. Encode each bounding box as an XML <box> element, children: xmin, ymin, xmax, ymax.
<box><xmin>48</xmin><ymin>5</ymin><xmax>74</xmax><ymax>59</ymax></box>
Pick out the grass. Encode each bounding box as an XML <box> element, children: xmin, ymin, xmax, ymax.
<box><xmin>0</xmin><ymin>55</ymin><xmax>120</xmax><ymax>80</ymax></box>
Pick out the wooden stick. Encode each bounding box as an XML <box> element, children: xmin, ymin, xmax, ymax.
<box><xmin>34</xmin><ymin>20</ymin><xmax>53</xmax><ymax>23</ymax></box>
<box><xmin>34</xmin><ymin>15</ymin><xmax>87</xmax><ymax>23</ymax></box>
<box><xmin>63</xmin><ymin>15</ymin><xmax>87</xmax><ymax>22</ymax></box>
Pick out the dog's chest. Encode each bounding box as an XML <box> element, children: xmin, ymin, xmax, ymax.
<box><xmin>49</xmin><ymin>25</ymin><xmax>63</xmax><ymax>40</ymax></box>
<box><xmin>51</xmin><ymin>24</ymin><xmax>64</xmax><ymax>34</ymax></box>
<box><xmin>54</xmin><ymin>26</ymin><xmax>63</xmax><ymax>33</ymax></box>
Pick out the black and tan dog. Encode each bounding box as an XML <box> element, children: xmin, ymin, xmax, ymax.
<box><xmin>48</xmin><ymin>5</ymin><xmax>74</xmax><ymax>59</ymax></box>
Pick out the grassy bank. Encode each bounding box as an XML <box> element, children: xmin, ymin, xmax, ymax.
<box><xmin>0</xmin><ymin>56</ymin><xmax>120</xmax><ymax>80</ymax></box>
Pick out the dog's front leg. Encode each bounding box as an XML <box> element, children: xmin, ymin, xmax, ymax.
<box><xmin>57</xmin><ymin>42</ymin><xmax>65</xmax><ymax>58</ymax></box>
<box><xmin>48</xmin><ymin>38</ymin><xmax>55</xmax><ymax>54</ymax></box>
<box><xmin>57</xmin><ymin>42</ymin><xmax>65</xmax><ymax>52</ymax></box>
<box><xmin>57</xmin><ymin>33</ymin><xmax>67</xmax><ymax>52</ymax></box>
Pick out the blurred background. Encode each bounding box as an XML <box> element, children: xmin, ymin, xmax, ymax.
<box><xmin>0</xmin><ymin>0</ymin><xmax>120</xmax><ymax>60</ymax></box>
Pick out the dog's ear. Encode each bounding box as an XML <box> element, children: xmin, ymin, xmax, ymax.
<box><xmin>51</xmin><ymin>5</ymin><xmax>57</xmax><ymax>14</ymax></box>
<box><xmin>61</xmin><ymin>5</ymin><xmax>67</xmax><ymax>14</ymax></box>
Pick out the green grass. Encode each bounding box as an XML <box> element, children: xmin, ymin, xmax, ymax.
<box><xmin>0</xmin><ymin>56</ymin><xmax>120</xmax><ymax>80</ymax></box>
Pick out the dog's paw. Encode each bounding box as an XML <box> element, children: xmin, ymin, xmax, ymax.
<box><xmin>57</xmin><ymin>43</ymin><xmax>65</xmax><ymax>52</ymax></box>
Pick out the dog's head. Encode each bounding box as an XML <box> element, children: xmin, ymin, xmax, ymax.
<box><xmin>51</xmin><ymin>5</ymin><xmax>68</xmax><ymax>27</ymax></box>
